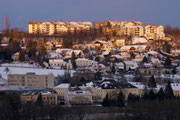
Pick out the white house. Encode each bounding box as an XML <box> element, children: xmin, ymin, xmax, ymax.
<box><xmin>49</xmin><ymin>59</ymin><xmax>64</xmax><ymax>68</ymax></box>
<box><xmin>75</xmin><ymin>58</ymin><xmax>92</xmax><ymax>67</ymax></box>
<box><xmin>124</xmin><ymin>61</ymin><xmax>138</xmax><ymax>71</ymax></box>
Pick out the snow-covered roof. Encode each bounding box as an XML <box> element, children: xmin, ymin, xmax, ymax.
<box><xmin>151</xmin><ymin>58</ymin><xmax>160</xmax><ymax>64</ymax></box>
<box><xmin>46</xmin><ymin>42</ymin><xmax>54</xmax><ymax>46</ymax></box>
<box><xmin>132</xmin><ymin>37</ymin><xmax>147</xmax><ymax>44</ymax></box>
<box><xmin>49</xmin><ymin>59</ymin><xmax>64</xmax><ymax>63</ymax></box>
<box><xmin>67</xmin><ymin>90</ymin><xmax>92</xmax><ymax>95</ymax></box>
<box><xmin>124</xmin><ymin>61</ymin><xmax>136</xmax><ymax>65</ymax></box>
<box><xmin>129</xmin><ymin>82</ymin><xmax>180</xmax><ymax>91</ymax></box>
<box><xmin>120</xmin><ymin>45</ymin><xmax>147</xmax><ymax>51</ymax></box>
<box><xmin>133</xmin><ymin>58</ymin><xmax>143</xmax><ymax>62</ymax></box>
<box><xmin>70</xmin><ymin>50</ymin><xmax>83</xmax><ymax>55</ymax></box>
<box><xmin>111</xmin><ymin>54</ymin><xmax>123</xmax><ymax>59</ymax></box>
<box><xmin>0</xmin><ymin>65</ymin><xmax>75</xmax><ymax>80</ymax></box>
<box><xmin>55</xmin><ymin>48</ymin><xmax>72</xmax><ymax>53</ymax></box>
<box><xmin>40</xmin><ymin>91</ymin><xmax>55</xmax><ymax>95</ymax></box>
<box><xmin>0</xmin><ymin>44</ymin><xmax>9</xmax><ymax>47</ymax></box>
<box><xmin>102</xmin><ymin>51</ymin><xmax>110</xmax><ymax>55</ymax></box>
<box><xmin>143</xmin><ymin>63</ymin><xmax>153</xmax><ymax>67</ymax></box>
<box><xmin>172</xmin><ymin>50</ymin><xmax>180</xmax><ymax>53</ymax></box>
<box><xmin>48</xmin><ymin>52</ymin><xmax>63</xmax><ymax>59</ymax></box>
<box><xmin>75</xmin><ymin>58</ymin><xmax>90</xmax><ymax>61</ymax></box>
<box><xmin>116</xmin><ymin>39</ymin><xmax>125</xmax><ymax>42</ymax></box>
<box><xmin>147</xmin><ymin>51</ymin><xmax>159</xmax><ymax>55</ymax></box>
<box><xmin>55</xmin><ymin>83</ymin><xmax>70</xmax><ymax>88</ymax></box>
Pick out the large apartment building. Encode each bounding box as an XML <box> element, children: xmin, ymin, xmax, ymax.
<box><xmin>95</xmin><ymin>21</ymin><xmax>165</xmax><ymax>40</ymax></box>
<box><xmin>144</xmin><ymin>25</ymin><xmax>165</xmax><ymax>40</ymax></box>
<box><xmin>29</xmin><ymin>21</ymin><xmax>92</xmax><ymax>34</ymax></box>
<box><xmin>8</xmin><ymin>73</ymin><xmax>54</xmax><ymax>88</ymax></box>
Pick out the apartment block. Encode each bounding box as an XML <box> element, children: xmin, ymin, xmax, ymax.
<box><xmin>144</xmin><ymin>25</ymin><xmax>165</xmax><ymax>40</ymax></box>
<box><xmin>29</xmin><ymin>21</ymin><xmax>92</xmax><ymax>34</ymax></box>
<box><xmin>8</xmin><ymin>73</ymin><xmax>54</xmax><ymax>88</ymax></box>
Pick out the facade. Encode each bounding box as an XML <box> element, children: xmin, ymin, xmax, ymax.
<box><xmin>54</xmin><ymin>83</ymin><xmax>70</xmax><ymax>97</ymax></box>
<box><xmin>75</xmin><ymin>58</ymin><xmax>92</xmax><ymax>67</ymax></box>
<box><xmin>54</xmin><ymin>80</ymin><xmax>141</xmax><ymax>103</ymax></box>
<box><xmin>21</xmin><ymin>91</ymin><xmax>58</xmax><ymax>105</ymax></box>
<box><xmin>144</xmin><ymin>25</ymin><xmax>165</xmax><ymax>40</ymax></box>
<box><xmin>73</xmin><ymin>69</ymin><xmax>96</xmax><ymax>82</ymax></box>
<box><xmin>64</xmin><ymin>90</ymin><xmax>93</xmax><ymax>105</ymax></box>
<box><xmin>29</xmin><ymin>21</ymin><xmax>92</xmax><ymax>34</ymax></box>
<box><xmin>135</xmin><ymin>68</ymin><xmax>165</xmax><ymax>76</ymax></box>
<box><xmin>49</xmin><ymin>59</ymin><xmax>64</xmax><ymax>68</ymax></box>
<box><xmin>8</xmin><ymin>73</ymin><xmax>54</xmax><ymax>88</ymax></box>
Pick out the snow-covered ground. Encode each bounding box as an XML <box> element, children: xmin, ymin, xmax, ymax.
<box><xmin>0</xmin><ymin>65</ymin><xmax>74</xmax><ymax>80</ymax></box>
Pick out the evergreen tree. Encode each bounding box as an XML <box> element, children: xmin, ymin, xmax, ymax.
<box><xmin>9</xmin><ymin>93</ymin><xmax>22</xmax><ymax>120</ymax></box>
<box><xmin>165</xmin><ymin>81</ymin><xmax>174</xmax><ymax>99</ymax></box>
<box><xmin>107</xmin><ymin>21</ymin><xmax>112</xmax><ymax>29</ymax></box>
<box><xmin>111</xmin><ymin>64</ymin><xmax>116</xmax><ymax>74</ymax></box>
<box><xmin>71</xmin><ymin>51</ymin><xmax>77</xmax><ymax>69</ymax></box>
<box><xmin>4</xmin><ymin>67</ymin><xmax>10</xmax><ymax>74</ymax></box>
<box><xmin>163</xmin><ymin>41</ymin><xmax>171</xmax><ymax>54</ymax></box>
<box><xmin>164</xmin><ymin>57</ymin><xmax>172</xmax><ymax>69</ymax></box>
<box><xmin>127</xmin><ymin>93</ymin><xmax>140</xmax><ymax>104</ymax></box>
<box><xmin>172</xmin><ymin>67</ymin><xmax>177</xmax><ymax>75</ymax></box>
<box><xmin>116</xmin><ymin>91</ymin><xmax>125</xmax><ymax>107</ymax></box>
<box><xmin>62</xmin><ymin>38</ymin><xmax>72</xmax><ymax>48</ymax></box>
<box><xmin>130</xmin><ymin>52</ymin><xmax>136</xmax><ymax>59</ymax></box>
<box><xmin>142</xmin><ymin>56</ymin><xmax>148</xmax><ymax>63</ymax></box>
<box><xmin>157</xmin><ymin>88</ymin><xmax>165</xmax><ymax>101</ymax></box>
<box><xmin>142</xmin><ymin>93</ymin><xmax>149</xmax><ymax>100</ymax></box>
<box><xmin>95</xmin><ymin>72</ymin><xmax>102</xmax><ymax>80</ymax></box>
<box><xmin>19</xmin><ymin>50</ymin><xmax>25</xmax><ymax>61</ymax></box>
<box><xmin>148</xmin><ymin>90</ymin><xmax>156</xmax><ymax>100</ymax></box>
<box><xmin>148</xmin><ymin>75</ymin><xmax>157</xmax><ymax>88</ymax></box>
<box><xmin>9</xmin><ymin>40</ymin><xmax>20</xmax><ymax>54</ymax></box>
<box><xmin>102</xmin><ymin>93</ymin><xmax>110</xmax><ymax>107</ymax></box>
<box><xmin>35</xmin><ymin>93</ymin><xmax>43</xmax><ymax>107</ymax></box>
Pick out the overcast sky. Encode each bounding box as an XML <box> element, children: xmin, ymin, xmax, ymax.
<box><xmin>0</xmin><ymin>0</ymin><xmax>179</xmax><ymax>31</ymax></box>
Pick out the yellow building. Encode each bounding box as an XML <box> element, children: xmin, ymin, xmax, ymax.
<box><xmin>65</xmin><ymin>90</ymin><xmax>93</xmax><ymax>105</ymax></box>
<box><xmin>118</xmin><ymin>26</ymin><xmax>144</xmax><ymax>37</ymax></box>
<box><xmin>54</xmin><ymin>83</ymin><xmax>70</xmax><ymax>98</ymax></box>
<box><xmin>144</xmin><ymin>25</ymin><xmax>165</xmax><ymax>40</ymax></box>
<box><xmin>21</xmin><ymin>91</ymin><xmax>58</xmax><ymax>105</ymax></box>
<box><xmin>29</xmin><ymin>21</ymin><xmax>92</xmax><ymax>35</ymax></box>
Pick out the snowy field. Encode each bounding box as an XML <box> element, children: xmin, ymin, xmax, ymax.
<box><xmin>0</xmin><ymin>65</ymin><xmax>74</xmax><ymax>80</ymax></box>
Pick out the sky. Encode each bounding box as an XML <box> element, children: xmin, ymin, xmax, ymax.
<box><xmin>0</xmin><ymin>0</ymin><xmax>180</xmax><ymax>31</ymax></box>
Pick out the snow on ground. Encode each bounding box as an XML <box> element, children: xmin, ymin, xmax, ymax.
<box><xmin>0</xmin><ymin>66</ymin><xmax>75</xmax><ymax>80</ymax></box>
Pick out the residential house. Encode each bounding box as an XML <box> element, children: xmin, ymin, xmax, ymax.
<box><xmin>49</xmin><ymin>59</ymin><xmax>64</xmax><ymax>68</ymax></box>
<box><xmin>75</xmin><ymin>58</ymin><xmax>92</xmax><ymax>67</ymax></box>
